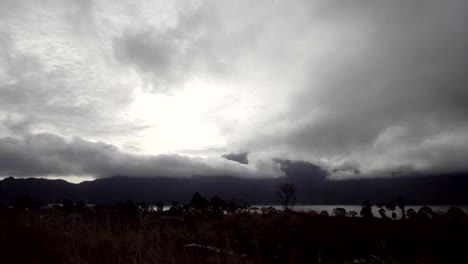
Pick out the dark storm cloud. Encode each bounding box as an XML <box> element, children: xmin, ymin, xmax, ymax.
<box><xmin>1</xmin><ymin>0</ymin><xmax>468</xmax><ymax>179</ymax></box>
<box><xmin>0</xmin><ymin>133</ymin><xmax>281</xmax><ymax>178</ymax></box>
<box><xmin>234</xmin><ymin>0</ymin><xmax>468</xmax><ymax>177</ymax></box>
<box><xmin>222</xmin><ymin>152</ymin><xmax>249</xmax><ymax>165</ymax></box>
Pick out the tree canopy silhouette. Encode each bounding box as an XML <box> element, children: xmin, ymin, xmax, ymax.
<box><xmin>360</xmin><ymin>201</ymin><xmax>373</xmax><ymax>218</ymax></box>
<box><xmin>275</xmin><ymin>183</ymin><xmax>297</xmax><ymax>211</ymax></box>
<box><xmin>189</xmin><ymin>192</ymin><xmax>208</xmax><ymax>211</ymax></box>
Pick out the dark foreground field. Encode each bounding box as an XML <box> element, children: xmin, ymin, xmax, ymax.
<box><xmin>0</xmin><ymin>204</ymin><xmax>467</xmax><ymax>264</ymax></box>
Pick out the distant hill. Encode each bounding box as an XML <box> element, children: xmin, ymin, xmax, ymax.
<box><xmin>1</xmin><ymin>160</ymin><xmax>467</xmax><ymax>204</ymax></box>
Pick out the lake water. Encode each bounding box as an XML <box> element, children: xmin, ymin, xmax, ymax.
<box><xmin>160</xmin><ymin>204</ymin><xmax>468</xmax><ymax>218</ymax></box>
<box><xmin>255</xmin><ymin>205</ymin><xmax>468</xmax><ymax>218</ymax></box>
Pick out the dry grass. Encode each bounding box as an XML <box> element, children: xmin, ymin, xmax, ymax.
<box><xmin>1</xmin><ymin>208</ymin><xmax>467</xmax><ymax>264</ymax></box>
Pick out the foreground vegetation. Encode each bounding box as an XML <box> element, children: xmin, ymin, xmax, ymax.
<box><xmin>0</xmin><ymin>194</ymin><xmax>467</xmax><ymax>264</ymax></box>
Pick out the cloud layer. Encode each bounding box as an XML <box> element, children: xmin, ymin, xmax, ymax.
<box><xmin>0</xmin><ymin>133</ymin><xmax>282</xmax><ymax>179</ymax></box>
<box><xmin>1</xmin><ymin>0</ymin><xmax>468</xmax><ymax>179</ymax></box>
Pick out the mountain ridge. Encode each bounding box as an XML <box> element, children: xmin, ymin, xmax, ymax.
<box><xmin>1</xmin><ymin>161</ymin><xmax>467</xmax><ymax>205</ymax></box>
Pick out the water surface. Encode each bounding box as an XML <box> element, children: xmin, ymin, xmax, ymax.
<box><xmin>256</xmin><ymin>204</ymin><xmax>468</xmax><ymax>218</ymax></box>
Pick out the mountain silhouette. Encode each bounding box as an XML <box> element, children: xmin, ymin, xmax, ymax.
<box><xmin>0</xmin><ymin>160</ymin><xmax>467</xmax><ymax>204</ymax></box>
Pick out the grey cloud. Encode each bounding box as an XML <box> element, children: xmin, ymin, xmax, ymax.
<box><xmin>2</xmin><ymin>0</ymin><xmax>468</xmax><ymax>179</ymax></box>
<box><xmin>112</xmin><ymin>0</ymin><xmax>269</xmax><ymax>93</ymax></box>
<box><xmin>0</xmin><ymin>40</ymin><xmax>144</xmax><ymax>140</ymax></box>
<box><xmin>113</xmin><ymin>27</ymin><xmax>192</xmax><ymax>92</ymax></box>
<box><xmin>111</xmin><ymin>0</ymin><xmax>468</xmax><ymax>177</ymax></box>
<box><xmin>226</xmin><ymin>0</ymin><xmax>468</xmax><ymax>177</ymax></box>
<box><xmin>0</xmin><ymin>133</ymin><xmax>282</xmax><ymax>178</ymax></box>
<box><xmin>0</xmin><ymin>14</ymin><xmax>150</xmax><ymax>146</ymax></box>
<box><xmin>222</xmin><ymin>152</ymin><xmax>249</xmax><ymax>165</ymax></box>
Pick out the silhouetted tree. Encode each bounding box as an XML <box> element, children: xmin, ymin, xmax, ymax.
<box><xmin>237</xmin><ymin>202</ymin><xmax>251</xmax><ymax>213</ymax></box>
<box><xmin>320</xmin><ymin>210</ymin><xmax>329</xmax><ymax>217</ymax></box>
<box><xmin>275</xmin><ymin>183</ymin><xmax>296</xmax><ymax>211</ymax></box>
<box><xmin>378</xmin><ymin>208</ymin><xmax>388</xmax><ymax>219</ymax></box>
<box><xmin>407</xmin><ymin>208</ymin><xmax>417</xmax><ymax>219</ymax></box>
<box><xmin>249</xmin><ymin>206</ymin><xmax>260</xmax><ymax>213</ymax></box>
<box><xmin>190</xmin><ymin>192</ymin><xmax>208</xmax><ymax>211</ymax></box>
<box><xmin>226</xmin><ymin>201</ymin><xmax>238</xmax><ymax>214</ymax></box>
<box><xmin>347</xmin><ymin>210</ymin><xmax>358</xmax><ymax>217</ymax></box>
<box><xmin>386</xmin><ymin>202</ymin><xmax>397</xmax><ymax>219</ymax></box>
<box><xmin>210</xmin><ymin>196</ymin><xmax>226</xmax><ymax>215</ymax></box>
<box><xmin>360</xmin><ymin>201</ymin><xmax>373</xmax><ymax>218</ymax></box>
<box><xmin>170</xmin><ymin>200</ymin><xmax>180</xmax><ymax>209</ymax></box>
<box><xmin>117</xmin><ymin>200</ymin><xmax>139</xmax><ymax>215</ymax></box>
<box><xmin>261</xmin><ymin>206</ymin><xmax>276</xmax><ymax>214</ymax></box>
<box><xmin>332</xmin><ymin>207</ymin><xmax>346</xmax><ymax>217</ymax></box>
<box><xmin>396</xmin><ymin>196</ymin><xmax>406</xmax><ymax>220</ymax></box>
<box><xmin>137</xmin><ymin>202</ymin><xmax>149</xmax><ymax>212</ymax></box>
<box><xmin>308</xmin><ymin>210</ymin><xmax>319</xmax><ymax>216</ymax></box>
<box><xmin>168</xmin><ymin>201</ymin><xmax>183</xmax><ymax>215</ymax></box>
<box><xmin>13</xmin><ymin>195</ymin><xmax>33</xmax><ymax>210</ymax></box>
<box><xmin>446</xmin><ymin>207</ymin><xmax>465</xmax><ymax>220</ymax></box>
<box><xmin>62</xmin><ymin>199</ymin><xmax>74</xmax><ymax>212</ymax></box>
<box><xmin>75</xmin><ymin>201</ymin><xmax>87</xmax><ymax>211</ymax></box>
<box><xmin>417</xmin><ymin>206</ymin><xmax>433</xmax><ymax>219</ymax></box>
<box><xmin>156</xmin><ymin>202</ymin><xmax>164</xmax><ymax>212</ymax></box>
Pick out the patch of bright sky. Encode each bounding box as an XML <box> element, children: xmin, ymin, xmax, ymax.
<box><xmin>46</xmin><ymin>175</ymin><xmax>96</xmax><ymax>184</ymax></box>
<box><xmin>1</xmin><ymin>175</ymin><xmax>96</xmax><ymax>184</ymax></box>
<box><xmin>128</xmin><ymin>79</ymin><xmax>250</xmax><ymax>156</ymax></box>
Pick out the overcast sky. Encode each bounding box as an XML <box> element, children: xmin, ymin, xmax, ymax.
<box><xmin>1</xmin><ymin>0</ymin><xmax>467</xmax><ymax>182</ymax></box>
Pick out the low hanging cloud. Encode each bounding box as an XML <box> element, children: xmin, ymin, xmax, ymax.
<box><xmin>0</xmin><ymin>133</ymin><xmax>283</xmax><ymax>179</ymax></box>
<box><xmin>217</xmin><ymin>0</ymin><xmax>468</xmax><ymax>178</ymax></box>
<box><xmin>1</xmin><ymin>0</ymin><xmax>468</xmax><ymax>180</ymax></box>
